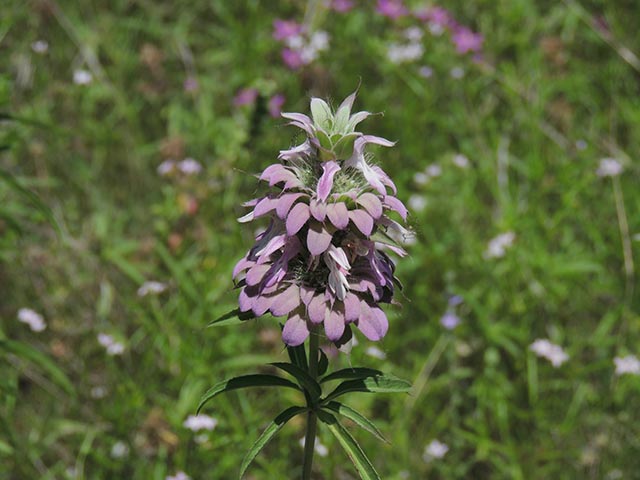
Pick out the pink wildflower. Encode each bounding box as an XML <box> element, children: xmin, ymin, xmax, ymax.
<box><xmin>273</xmin><ymin>19</ymin><xmax>304</xmax><ymax>41</ymax></box>
<box><xmin>233</xmin><ymin>88</ymin><xmax>258</xmax><ymax>107</ymax></box>
<box><xmin>452</xmin><ymin>26</ymin><xmax>484</xmax><ymax>54</ymax></box>
<box><xmin>376</xmin><ymin>0</ymin><xmax>408</xmax><ymax>19</ymax></box>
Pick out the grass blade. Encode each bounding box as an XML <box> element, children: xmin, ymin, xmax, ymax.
<box><xmin>239</xmin><ymin>405</ymin><xmax>307</xmax><ymax>478</ymax></box>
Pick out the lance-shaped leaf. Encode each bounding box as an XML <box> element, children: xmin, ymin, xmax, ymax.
<box><xmin>270</xmin><ymin>362</ymin><xmax>322</xmax><ymax>400</ymax></box>
<box><xmin>285</xmin><ymin>338</ymin><xmax>308</xmax><ymax>372</ymax></box>
<box><xmin>207</xmin><ymin>308</ymin><xmax>255</xmax><ymax>328</ymax></box>
<box><xmin>239</xmin><ymin>406</ymin><xmax>308</xmax><ymax>479</ymax></box>
<box><xmin>317</xmin><ymin>410</ymin><xmax>380</xmax><ymax>480</ymax></box>
<box><xmin>318</xmin><ymin>349</ymin><xmax>329</xmax><ymax>376</ymax></box>
<box><xmin>320</xmin><ymin>367</ymin><xmax>382</xmax><ymax>384</ymax></box>
<box><xmin>323</xmin><ymin>401</ymin><xmax>388</xmax><ymax>443</ymax></box>
<box><xmin>197</xmin><ymin>375</ymin><xmax>301</xmax><ymax>414</ymax></box>
<box><xmin>322</xmin><ymin>374</ymin><xmax>411</xmax><ymax>404</ymax></box>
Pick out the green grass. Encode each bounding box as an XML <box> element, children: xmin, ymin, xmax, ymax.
<box><xmin>1</xmin><ymin>0</ymin><xmax>639</xmax><ymax>478</ymax></box>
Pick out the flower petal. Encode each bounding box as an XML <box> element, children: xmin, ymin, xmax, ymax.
<box><xmin>286</xmin><ymin>203</ymin><xmax>310</xmax><ymax>236</ymax></box>
<box><xmin>384</xmin><ymin>195</ymin><xmax>408</xmax><ymax>220</ymax></box>
<box><xmin>349</xmin><ymin>210</ymin><xmax>374</xmax><ymax>236</ymax></box>
<box><xmin>357</xmin><ymin>193</ymin><xmax>383</xmax><ymax>219</ymax></box>
<box><xmin>253</xmin><ymin>197</ymin><xmax>279</xmax><ymax>218</ymax></box>
<box><xmin>324</xmin><ymin>307</ymin><xmax>346</xmax><ymax>341</ymax></box>
<box><xmin>276</xmin><ymin>193</ymin><xmax>305</xmax><ymax>219</ymax></box>
<box><xmin>307</xmin><ymin>293</ymin><xmax>326</xmax><ymax>324</ymax></box>
<box><xmin>269</xmin><ymin>284</ymin><xmax>300</xmax><ymax>316</ymax></box>
<box><xmin>326</xmin><ymin>202</ymin><xmax>349</xmax><ymax>229</ymax></box>
<box><xmin>317</xmin><ymin>161</ymin><xmax>341</xmax><ymax>202</ymax></box>
<box><xmin>343</xmin><ymin>293</ymin><xmax>360</xmax><ymax>322</ymax></box>
<box><xmin>357</xmin><ymin>302</ymin><xmax>388</xmax><ymax>341</ymax></box>
<box><xmin>246</xmin><ymin>263</ymin><xmax>271</xmax><ymax>286</ymax></box>
<box><xmin>309</xmin><ymin>199</ymin><xmax>327</xmax><ymax>222</ymax></box>
<box><xmin>307</xmin><ymin>222</ymin><xmax>333</xmax><ymax>256</ymax></box>
<box><xmin>282</xmin><ymin>311</ymin><xmax>310</xmax><ymax>346</ymax></box>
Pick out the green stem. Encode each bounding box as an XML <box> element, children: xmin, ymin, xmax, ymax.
<box><xmin>302</xmin><ymin>326</ymin><xmax>319</xmax><ymax>480</ymax></box>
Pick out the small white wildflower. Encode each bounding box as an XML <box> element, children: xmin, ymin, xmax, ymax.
<box><xmin>178</xmin><ymin>158</ymin><xmax>203</xmax><ymax>175</ymax></box>
<box><xmin>413</xmin><ymin>171</ymin><xmax>429</xmax><ymax>185</ymax></box>
<box><xmin>285</xmin><ymin>34</ymin><xmax>305</xmax><ymax>50</ymax></box>
<box><xmin>31</xmin><ymin>40</ymin><xmax>49</xmax><ymax>54</ymax></box>
<box><xmin>110</xmin><ymin>441</ymin><xmax>130</xmax><ymax>459</ymax></box>
<box><xmin>300</xmin><ymin>45</ymin><xmax>319</xmax><ymax>64</ymax></box>
<box><xmin>428</xmin><ymin>22</ymin><xmax>445</xmax><ymax>36</ymax></box>
<box><xmin>365</xmin><ymin>346</ymin><xmax>387</xmax><ymax>360</ymax></box>
<box><xmin>596</xmin><ymin>158</ymin><xmax>623</xmax><ymax>177</ymax></box>
<box><xmin>452</xmin><ymin>154</ymin><xmax>470</xmax><ymax>169</ymax></box>
<box><xmin>97</xmin><ymin>333</ymin><xmax>125</xmax><ymax>356</ymax></box>
<box><xmin>408</xmin><ymin>194</ymin><xmax>427</xmax><ymax>212</ymax></box>
<box><xmin>529</xmin><ymin>339</ymin><xmax>569</xmax><ymax>367</ymax></box>
<box><xmin>614</xmin><ymin>355</ymin><xmax>640</xmax><ymax>376</ymax></box>
<box><xmin>166</xmin><ymin>472</ymin><xmax>190</xmax><ymax>480</ymax></box>
<box><xmin>484</xmin><ymin>232</ymin><xmax>516</xmax><ymax>259</ymax></box>
<box><xmin>73</xmin><ymin>69</ymin><xmax>92</xmax><ymax>85</ymax></box>
<box><xmin>387</xmin><ymin>42</ymin><xmax>424</xmax><ymax>64</ymax></box>
<box><xmin>423</xmin><ymin>440</ymin><xmax>449</xmax><ymax>462</ymax></box>
<box><xmin>404</xmin><ymin>27</ymin><xmax>424</xmax><ymax>42</ymax></box>
<box><xmin>157</xmin><ymin>159</ymin><xmax>176</xmax><ymax>176</ymax></box>
<box><xmin>309</xmin><ymin>31</ymin><xmax>330</xmax><ymax>51</ymax></box>
<box><xmin>183</xmin><ymin>414</ymin><xmax>218</xmax><ymax>432</ymax></box>
<box><xmin>575</xmin><ymin>139</ymin><xmax>587</xmax><ymax>151</ymax></box>
<box><xmin>137</xmin><ymin>281</ymin><xmax>168</xmax><ymax>297</ymax></box>
<box><xmin>418</xmin><ymin>65</ymin><xmax>433</xmax><ymax>78</ymax></box>
<box><xmin>450</xmin><ymin>66</ymin><xmax>465</xmax><ymax>79</ymax></box>
<box><xmin>425</xmin><ymin>164</ymin><xmax>442</xmax><ymax>177</ymax></box>
<box><xmin>440</xmin><ymin>311</ymin><xmax>461</xmax><ymax>330</ymax></box>
<box><xmin>299</xmin><ymin>437</ymin><xmax>329</xmax><ymax>457</ymax></box>
<box><xmin>18</xmin><ymin>308</ymin><xmax>46</xmax><ymax>332</ymax></box>
<box><xmin>90</xmin><ymin>386</ymin><xmax>108</xmax><ymax>399</ymax></box>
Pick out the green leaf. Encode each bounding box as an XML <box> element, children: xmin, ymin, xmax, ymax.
<box><xmin>1</xmin><ymin>339</ymin><xmax>74</xmax><ymax>396</ymax></box>
<box><xmin>320</xmin><ymin>367</ymin><xmax>382</xmax><ymax>384</ymax></box>
<box><xmin>285</xmin><ymin>340</ymin><xmax>308</xmax><ymax>372</ymax></box>
<box><xmin>322</xmin><ymin>374</ymin><xmax>412</xmax><ymax>404</ymax></box>
<box><xmin>317</xmin><ymin>410</ymin><xmax>380</xmax><ymax>480</ymax></box>
<box><xmin>270</xmin><ymin>363</ymin><xmax>321</xmax><ymax>400</ymax></box>
<box><xmin>197</xmin><ymin>375</ymin><xmax>301</xmax><ymax>414</ymax></box>
<box><xmin>318</xmin><ymin>349</ymin><xmax>328</xmax><ymax>377</ymax></box>
<box><xmin>207</xmin><ymin>308</ymin><xmax>254</xmax><ymax>328</ymax></box>
<box><xmin>239</xmin><ymin>406</ymin><xmax>307</xmax><ymax>479</ymax></box>
<box><xmin>323</xmin><ymin>402</ymin><xmax>388</xmax><ymax>443</ymax></box>
<box><xmin>310</xmin><ymin>98</ymin><xmax>333</xmax><ymax>131</ymax></box>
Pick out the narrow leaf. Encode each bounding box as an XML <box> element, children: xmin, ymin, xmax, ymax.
<box><xmin>284</xmin><ymin>326</ymin><xmax>307</xmax><ymax>371</ymax></box>
<box><xmin>270</xmin><ymin>363</ymin><xmax>322</xmax><ymax>400</ymax></box>
<box><xmin>320</xmin><ymin>367</ymin><xmax>382</xmax><ymax>384</ymax></box>
<box><xmin>317</xmin><ymin>411</ymin><xmax>380</xmax><ymax>480</ymax></box>
<box><xmin>239</xmin><ymin>406</ymin><xmax>307</xmax><ymax>479</ymax></box>
<box><xmin>318</xmin><ymin>349</ymin><xmax>328</xmax><ymax>377</ymax></box>
<box><xmin>323</xmin><ymin>374</ymin><xmax>411</xmax><ymax>404</ymax></box>
<box><xmin>207</xmin><ymin>308</ymin><xmax>254</xmax><ymax>328</ymax></box>
<box><xmin>323</xmin><ymin>402</ymin><xmax>388</xmax><ymax>443</ymax></box>
<box><xmin>197</xmin><ymin>375</ymin><xmax>301</xmax><ymax>414</ymax></box>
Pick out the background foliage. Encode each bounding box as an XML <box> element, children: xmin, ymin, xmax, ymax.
<box><xmin>1</xmin><ymin>0</ymin><xmax>639</xmax><ymax>478</ymax></box>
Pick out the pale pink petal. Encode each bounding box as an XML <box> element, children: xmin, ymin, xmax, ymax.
<box><xmin>269</xmin><ymin>284</ymin><xmax>300</xmax><ymax>316</ymax></box>
<box><xmin>246</xmin><ymin>264</ymin><xmax>272</xmax><ymax>286</ymax></box>
<box><xmin>307</xmin><ymin>294</ymin><xmax>326</xmax><ymax>324</ymax></box>
<box><xmin>384</xmin><ymin>195</ymin><xmax>408</xmax><ymax>220</ymax></box>
<box><xmin>324</xmin><ymin>307</ymin><xmax>345</xmax><ymax>341</ymax></box>
<box><xmin>286</xmin><ymin>203</ymin><xmax>310</xmax><ymax>236</ymax></box>
<box><xmin>309</xmin><ymin>199</ymin><xmax>327</xmax><ymax>221</ymax></box>
<box><xmin>357</xmin><ymin>193</ymin><xmax>383</xmax><ymax>219</ymax></box>
<box><xmin>253</xmin><ymin>197</ymin><xmax>279</xmax><ymax>217</ymax></box>
<box><xmin>282</xmin><ymin>312</ymin><xmax>310</xmax><ymax>346</ymax></box>
<box><xmin>307</xmin><ymin>223</ymin><xmax>333</xmax><ymax>255</ymax></box>
<box><xmin>317</xmin><ymin>161</ymin><xmax>341</xmax><ymax>202</ymax></box>
<box><xmin>276</xmin><ymin>193</ymin><xmax>305</xmax><ymax>219</ymax></box>
<box><xmin>326</xmin><ymin>202</ymin><xmax>349</xmax><ymax>229</ymax></box>
<box><xmin>349</xmin><ymin>210</ymin><xmax>374</xmax><ymax>236</ymax></box>
<box><xmin>357</xmin><ymin>302</ymin><xmax>388</xmax><ymax>340</ymax></box>
<box><xmin>343</xmin><ymin>293</ymin><xmax>360</xmax><ymax>322</ymax></box>
<box><xmin>239</xmin><ymin>288</ymin><xmax>254</xmax><ymax>312</ymax></box>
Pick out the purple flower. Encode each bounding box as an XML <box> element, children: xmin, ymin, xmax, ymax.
<box><xmin>281</xmin><ymin>48</ymin><xmax>305</xmax><ymax>70</ymax></box>
<box><xmin>233</xmin><ymin>88</ymin><xmax>258</xmax><ymax>107</ymax></box>
<box><xmin>329</xmin><ymin>0</ymin><xmax>355</xmax><ymax>12</ymax></box>
<box><xmin>268</xmin><ymin>94</ymin><xmax>286</xmax><ymax>118</ymax></box>
<box><xmin>376</xmin><ymin>0</ymin><xmax>408</xmax><ymax>19</ymax></box>
<box><xmin>452</xmin><ymin>26</ymin><xmax>483</xmax><ymax>54</ymax></box>
<box><xmin>440</xmin><ymin>311</ymin><xmax>460</xmax><ymax>330</ymax></box>
<box><xmin>273</xmin><ymin>19</ymin><xmax>304</xmax><ymax>41</ymax></box>
<box><xmin>183</xmin><ymin>76</ymin><xmax>198</xmax><ymax>92</ymax></box>
<box><xmin>234</xmin><ymin>92</ymin><xmax>410</xmax><ymax>347</ymax></box>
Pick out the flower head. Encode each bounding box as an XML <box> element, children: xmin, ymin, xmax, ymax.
<box><xmin>596</xmin><ymin>158</ymin><xmax>623</xmax><ymax>177</ymax></box>
<box><xmin>423</xmin><ymin>439</ymin><xmax>449</xmax><ymax>461</ymax></box>
<box><xmin>376</xmin><ymin>0</ymin><xmax>408</xmax><ymax>19</ymax></box>
<box><xmin>614</xmin><ymin>355</ymin><xmax>640</xmax><ymax>376</ymax></box>
<box><xmin>234</xmin><ymin>91</ymin><xmax>409</xmax><ymax>347</ymax></box>
<box><xmin>452</xmin><ymin>26</ymin><xmax>484</xmax><ymax>54</ymax></box>
<box><xmin>18</xmin><ymin>308</ymin><xmax>46</xmax><ymax>332</ymax></box>
<box><xmin>183</xmin><ymin>414</ymin><xmax>218</xmax><ymax>431</ymax></box>
<box><xmin>529</xmin><ymin>339</ymin><xmax>569</xmax><ymax>367</ymax></box>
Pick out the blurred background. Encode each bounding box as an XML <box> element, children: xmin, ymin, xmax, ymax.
<box><xmin>1</xmin><ymin>0</ymin><xmax>639</xmax><ymax>478</ymax></box>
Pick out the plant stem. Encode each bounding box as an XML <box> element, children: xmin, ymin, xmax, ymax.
<box><xmin>302</xmin><ymin>326</ymin><xmax>319</xmax><ymax>480</ymax></box>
